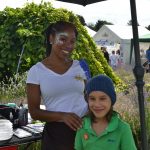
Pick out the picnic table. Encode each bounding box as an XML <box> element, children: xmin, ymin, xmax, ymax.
<box><xmin>0</xmin><ymin>131</ymin><xmax>42</xmax><ymax>150</ymax></box>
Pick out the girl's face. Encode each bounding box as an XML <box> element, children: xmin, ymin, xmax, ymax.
<box><xmin>50</xmin><ymin>28</ymin><xmax>76</xmax><ymax>60</ymax></box>
<box><xmin>88</xmin><ymin>91</ymin><xmax>112</xmax><ymax>121</ymax></box>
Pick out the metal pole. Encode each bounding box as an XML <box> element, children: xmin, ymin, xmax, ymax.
<box><xmin>129</xmin><ymin>0</ymin><xmax>148</xmax><ymax>149</ymax></box>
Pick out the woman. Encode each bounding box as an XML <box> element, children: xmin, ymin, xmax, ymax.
<box><xmin>26</xmin><ymin>21</ymin><xmax>88</xmax><ymax>150</ymax></box>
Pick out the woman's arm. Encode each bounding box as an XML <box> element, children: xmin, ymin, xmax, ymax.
<box><xmin>27</xmin><ymin>83</ymin><xmax>82</xmax><ymax>131</ymax></box>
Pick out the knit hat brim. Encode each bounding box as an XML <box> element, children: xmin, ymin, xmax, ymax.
<box><xmin>86</xmin><ymin>75</ymin><xmax>116</xmax><ymax>105</ymax></box>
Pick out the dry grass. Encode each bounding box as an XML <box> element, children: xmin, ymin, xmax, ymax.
<box><xmin>114</xmin><ymin>65</ymin><xmax>150</xmax><ymax>149</ymax></box>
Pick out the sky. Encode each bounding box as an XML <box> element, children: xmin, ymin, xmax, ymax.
<box><xmin>1</xmin><ymin>0</ymin><xmax>150</xmax><ymax>27</ymax></box>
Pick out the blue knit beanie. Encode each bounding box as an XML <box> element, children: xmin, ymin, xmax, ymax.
<box><xmin>86</xmin><ymin>75</ymin><xmax>116</xmax><ymax>105</ymax></box>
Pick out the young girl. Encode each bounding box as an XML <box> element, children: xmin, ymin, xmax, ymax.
<box><xmin>74</xmin><ymin>75</ymin><xmax>137</xmax><ymax>150</ymax></box>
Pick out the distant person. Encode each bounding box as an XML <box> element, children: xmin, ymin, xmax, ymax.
<box><xmin>146</xmin><ymin>46</ymin><xmax>150</xmax><ymax>61</ymax></box>
<box><xmin>116</xmin><ymin>49</ymin><xmax>122</xmax><ymax>68</ymax></box>
<box><xmin>101</xmin><ymin>47</ymin><xmax>109</xmax><ymax>63</ymax></box>
<box><xmin>74</xmin><ymin>75</ymin><xmax>137</xmax><ymax>150</ymax></box>
<box><xmin>110</xmin><ymin>50</ymin><xmax>118</xmax><ymax>69</ymax></box>
<box><xmin>140</xmin><ymin>49</ymin><xmax>145</xmax><ymax>58</ymax></box>
<box><xmin>146</xmin><ymin>46</ymin><xmax>150</xmax><ymax>72</ymax></box>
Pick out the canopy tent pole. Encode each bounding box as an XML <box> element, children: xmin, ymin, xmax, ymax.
<box><xmin>130</xmin><ymin>0</ymin><xmax>148</xmax><ymax>149</ymax></box>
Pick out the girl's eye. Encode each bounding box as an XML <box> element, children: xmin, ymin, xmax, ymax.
<box><xmin>89</xmin><ymin>97</ymin><xmax>95</xmax><ymax>101</ymax></box>
<box><xmin>100</xmin><ymin>97</ymin><xmax>107</xmax><ymax>101</ymax></box>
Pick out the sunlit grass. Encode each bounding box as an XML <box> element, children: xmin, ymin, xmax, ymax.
<box><xmin>115</xmin><ymin>66</ymin><xmax>150</xmax><ymax>149</ymax></box>
<box><xmin>0</xmin><ymin>72</ymin><xmax>27</xmax><ymax>104</ymax></box>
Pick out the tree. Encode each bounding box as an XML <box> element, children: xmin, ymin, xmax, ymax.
<box><xmin>146</xmin><ymin>25</ymin><xmax>150</xmax><ymax>31</ymax></box>
<box><xmin>77</xmin><ymin>15</ymin><xmax>86</xmax><ymax>26</ymax></box>
<box><xmin>0</xmin><ymin>2</ymin><xmax>123</xmax><ymax>87</ymax></box>
<box><xmin>94</xmin><ymin>20</ymin><xmax>113</xmax><ymax>31</ymax></box>
<box><xmin>87</xmin><ymin>23</ymin><xmax>96</xmax><ymax>31</ymax></box>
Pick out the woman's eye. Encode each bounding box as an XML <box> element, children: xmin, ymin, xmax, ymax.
<box><xmin>70</xmin><ymin>40</ymin><xmax>76</xmax><ymax>45</ymax></box>
<box><xmin>60</xmin><ymin>38</ymin><xmax>66</xmax><ymax>42</ymax></box>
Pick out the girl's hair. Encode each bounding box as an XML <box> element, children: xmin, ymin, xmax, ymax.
<box><xmin>88</xmin><ymin>106</ymin><xmax>113</xmax><ymax>123</ymax></box>
<box><xmin>44</xmin><ymin>21</ymin><xmax>78</xmax><ymax>57</ymax></box>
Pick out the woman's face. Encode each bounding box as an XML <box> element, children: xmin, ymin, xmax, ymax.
<box><xmin>50</xmin><ymin>28</ymin><xmax>76</xmax><ymax>60</ymax></box>
<box><xmin>88</xmin><ymin>91</ymin><xmax>112</xmax><ymax>121</ymax></box>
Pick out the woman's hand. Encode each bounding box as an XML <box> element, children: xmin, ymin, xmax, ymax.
<box><xmin>61</xmin><ymin>112</ymin><xmax>82</xmax><ymax>131</ymax></box>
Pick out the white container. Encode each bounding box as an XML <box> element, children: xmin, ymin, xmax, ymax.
<box><xmin>0</xmin><ymin>119</ymin><xmax>13</xmax><ymax>141</ymax></box>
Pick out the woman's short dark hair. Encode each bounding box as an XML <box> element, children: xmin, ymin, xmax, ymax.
<box><xmin>44</xmin><ymin>21</ymin><xmax>78</xmax><ymax>57</ymax></box>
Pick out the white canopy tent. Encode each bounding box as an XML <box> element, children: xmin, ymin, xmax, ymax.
<box><xmin>93</xmin><ymin>25</ymin><xmax>150</xmax><ymax>64</ymax></box>
<box><xmin>130</xmin><ymin>34</ymin><xmax>150</xmax><ymax>65</ymax></box>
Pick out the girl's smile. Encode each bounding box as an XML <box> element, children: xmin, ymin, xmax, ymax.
<box><xmin>88</xmin><ymin>91</ymin><xmax>112</xmax><ymax>120</ymax></box>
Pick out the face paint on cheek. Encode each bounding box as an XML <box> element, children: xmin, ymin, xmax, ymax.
<box><xmin>55</xmin><ymin>32</ymin><xmax>68</xmax><ymax>45</ymax></box>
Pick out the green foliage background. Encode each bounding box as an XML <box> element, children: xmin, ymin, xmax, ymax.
<box><xmin>0</xmin><ymin>2</ymin><xmax>122</xmax><ymax>86</ymax></box>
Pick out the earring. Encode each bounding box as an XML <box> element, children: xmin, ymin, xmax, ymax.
<box><xmin>50</xmin><ymin>41</ymin><xmax>53</xmax><ymax>45</ymax></box>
